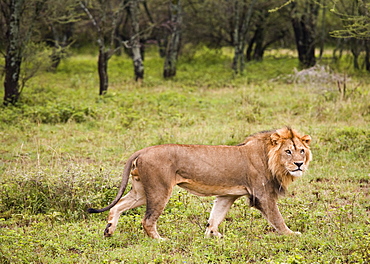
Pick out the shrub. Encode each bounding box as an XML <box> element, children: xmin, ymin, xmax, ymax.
<box><xmin>0</xmin><ymin>165</ymin><xmax>121</xmax><ymax>220</ymax></box>
<box><xmin>0</xmin><ymin>103</ymin><xmax>96</xmax><ymax>125</ymax></box>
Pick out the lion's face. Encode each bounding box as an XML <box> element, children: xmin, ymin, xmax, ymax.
<box><xmin>268</xmin><ymin>127</ymin><xmax>312</xmax><ymax>179</ymax></box>
<box><xmin>277</xmin><ymin>137</ymin><xmax>311</xmax><ymax>177</ymax></box>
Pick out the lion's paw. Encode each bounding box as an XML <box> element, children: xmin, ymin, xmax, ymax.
<box><xmin>104</xmin><ymin>223</ymin><xmax>114</xmax><ymax>237</ymax></box>
<box><xmin>205</xmin><ymin>229</ymin><xmax>223</xmax><ymax>238</ymax></box>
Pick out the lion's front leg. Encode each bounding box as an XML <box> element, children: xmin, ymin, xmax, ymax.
<box><xmin>205</xmin><ymin>196</ymin><xmax>240</xmax><ymax>238</ymax></box>
<box><xmin>256</xmin><ymin>197</ymin><xmax>298</xmax><ymax>235</ymax></box>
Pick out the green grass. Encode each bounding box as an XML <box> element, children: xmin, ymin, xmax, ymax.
<box><xmin>0</xmin><ymin>47</ymin><xmax>370</xmax><ymax>263</ymax></box>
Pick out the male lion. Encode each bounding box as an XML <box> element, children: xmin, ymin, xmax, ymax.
<box><xmin>88</xmin><ymin>127</ymin><xmax>312</xmax><ymax>239</ymax></box>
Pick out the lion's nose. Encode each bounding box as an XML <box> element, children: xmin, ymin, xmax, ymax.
<box><xmin>294</xmin><ymin>162</ymin><xmax>303</xmax><ymax>168</ymax></box>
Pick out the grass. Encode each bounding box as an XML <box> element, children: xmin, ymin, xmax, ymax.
<box><xmin>0</xmin><ymin>47</ymin><xmax>370</xmax><ymax>263</ymax></box>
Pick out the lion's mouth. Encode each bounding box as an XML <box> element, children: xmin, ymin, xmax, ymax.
<box><xmin>289</xmin><ymin>169</ymin><xmax>303</xmax><ymax>177</ymax></box>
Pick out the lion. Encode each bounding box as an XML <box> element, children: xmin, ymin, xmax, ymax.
<box><xmin>88</xmin><ymin>127</ymin><xmax>312</xmax><ymax>239</ymax></box>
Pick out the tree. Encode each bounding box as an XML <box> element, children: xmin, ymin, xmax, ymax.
<box><xmin>330</xmin><ymin>0</ymin><xmax>370</xmax><ymax>39</ymax></box>
<box><xmin>232</xmin><ymin>0</ymin><xmax>257</xmax><ymax>74</ymax></box>
<box><xmin>41</xmin><ymin>0</ymin><xmax>78</xmax><ymax>71</ymax></box>
<box><xmin>163</xmin><ymin>0</ymin><xmax>182</xmax><ymax>78</ymax></box>
<box><xmin>330</xmin><ymin>0</ymin><xmax>370</xmax><ymax>71</ymax></box>
<box><xmin>79</xmin><ymin>0</ymin><xmax>125</xmax><ymax>95</ymax></box>
<box><xmin>1</xmin><ymin>0</ymin><xmax>24</xmax><ymax>105</ymax></box>
<box><xmin>181</xmin><ymin>0</ymin><xmax>233</xmax><ymax>48</ymax></box>
<box><xmin>125</xmin><ymin>0</ymin><xmax>144</xmax><ymax>81</ymax></box>
<box><xmin>246</xmin><ymin>2</ymin><xmax>290</xmax><ymax>62</ymax></box>
<box><xmin>290</xmin><ymin>0</ymin><xmax>319</xmax><ymax>68</ymax></box>
<box><xmin>0</xmin><ymin>0</ymin><xmax>48</xmax><ymax>106</ymax></box>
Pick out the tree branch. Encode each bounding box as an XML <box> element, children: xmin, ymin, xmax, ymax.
<box><xmin>79</xmin><ymin>1</ymin><xmax>98</xmax><ymax>29</ymax></box>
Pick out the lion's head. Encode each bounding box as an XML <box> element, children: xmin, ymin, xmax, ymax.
<box><xmin>267</xmin><ymin>127</ymin><xmax>312</xmax><ymax>189</ymax></box>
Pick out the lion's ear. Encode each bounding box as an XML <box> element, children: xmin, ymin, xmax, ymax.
<box><xmin>301</xmin><ymin>135</ymin><xmax>311</xmax><ymax>146</ymax></box>
<box><xmin>270</xmin><ymin>132</ymin><xmax>281</xmax><ymax>146</ymax></box>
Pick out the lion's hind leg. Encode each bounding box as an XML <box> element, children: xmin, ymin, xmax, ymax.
<box><xmin>105</xmin><ymin>176</ymin><xmax>146</xmax><ymax>237</ymax></box>
<box><xmin>141</xmin><ymin>186</ymin><xmax>174</xmax><ymax>239</ymax></box>
<box><xmin>205</xmin><ymin>196</ymin><xmax>240</xmax><ymax>238</ymax></box>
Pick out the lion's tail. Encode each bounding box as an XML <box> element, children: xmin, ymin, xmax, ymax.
<box><xmin>87</xmin><ymin>154</ymin><xmax>140</xmax><ymax>214</ymax></box>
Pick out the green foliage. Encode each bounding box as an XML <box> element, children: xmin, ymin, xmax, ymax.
<box><xmin>330</xmin><ymin>1</ymin><xmax>370</xmax><ymax>39</ymax></box>
<box><xmin>0</xmin><ymin>50</ymin><xmax>370</xmax><ymax>263</ymax></box>
<box><xmin>326</xmin><ymin>127</ymin><xmax>369</xmax><ymax>156</ymax></box>
<box><xmin>0</xmin><ymin>165</ymin><xmax>119</xmax><ymax>219</ymax></box>
<box><xmin>21</xmin><ymin>42</ymin><xmax>54</xmax><ymax>81</ymax></box>
<box><xmin>0</xmin><ymin>103</ymin><xmax>95</xmax><ymax>125</ymax></box>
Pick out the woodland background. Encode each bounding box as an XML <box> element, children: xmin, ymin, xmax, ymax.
<box><xmin>2</xmin><ymin>0</ymin><xmax>370</xmax><ymax>103</ymax></box>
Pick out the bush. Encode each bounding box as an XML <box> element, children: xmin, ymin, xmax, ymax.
<box><xmin>0</xmin><ymin>103</ymin><xmax>96</xmax><ymax>125</ymax></box>
<box><xmin>322</xmin><ymin>127</ymin><xmax>370</xmax><ymax>157</ymax></box>
<box><xmin>0</xmin><ymin>166</ymin><xmax>121</xmax><ymax>220</ymax></box>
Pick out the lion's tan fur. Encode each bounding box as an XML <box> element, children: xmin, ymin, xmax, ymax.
<box><xmin>88</xmin><ymin>127</ymin><xmax>312</xmax><ymax>239</ymax></box>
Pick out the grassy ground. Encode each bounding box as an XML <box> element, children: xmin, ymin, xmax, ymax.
<box><xmin>0</xmin><ymin>47</ymin><xmax>369</xmax><ymax>263</ymax></box>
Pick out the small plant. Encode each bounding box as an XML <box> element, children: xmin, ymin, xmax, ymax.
<box><xmin>336</xmin><ymin>75</ymin><xmax>362</xmax><ymax>101</ymax></box>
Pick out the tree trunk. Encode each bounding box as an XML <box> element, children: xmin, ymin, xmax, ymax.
<box><xmin>3</xmin><ymin>0</ymin><xmax>24</xmax><ymax>106</ymax></box>
<box><xmin>157</xmin><ymin>28</ymin><xmax>168</xmax><ymax>58</ymax></box>
<box><xmin>232</xmin><ymin>0</ymin><xmax>241</xmax><ymax>73</ymax></box>
<box><xmin>163</xmin><ymin>0</ymin><xmax>182</xmax><ymax>78</ymax></box>
<box><xmin>128</xmin><ymin>0</ymin><xmax>144</xmax><ymax>81</ymax></box>
<box><xmin>332</xmin><ymin>38</ymin><xmax>345</xmax><ymax>62</ymax></box>
<box><xmin>351</xmin><ymin>50</ymin><xmax>360</xmax><ymax>70</ymax></box>
<box><xmin>365</xmin><ymin>40</ymin><xmax>370</xmax><ymax>72</ymax></box>
<box><xmin>251</xmin><ymin>24</ymin><xmax>264</xmax><ymax>61</ymax></box>
<box><xmin>350</xmin><ymin>39</ymin><xmax>362</xmax><ymax>70</ymax></box>
<box><xmin>291</xmin><ymin>17</ymin><xmax>316</xmax><ymax>68</ymax></box>
<box><xmin>98</xmin><ymin>48</ymin><xmax>109</xmax><ymax>95</ymax></box>
<box><xmin>318</xmin><ymin>3</ymin><xmax>326</xmax><ymax>59</ymax></box>
<box><xmin>79</xmin><ymin>1</ymin><xmax>124</xmax><ymax>95</ymax></box>
<box><xmin>246</xmin><ymin>10</ymin><xmax>287</xmax><ymax>62</ymax></box>
<box><xmin>291</xmin><ymin>2</ymin><xmax>318</xmax><ymax>68</ymax></box>
<box><xmin>49</xmin><ymin>23</ymin><xmax>73</xmax><ymax>71</ymax></box>
<box><xmin>232</xmin><ymin>0</ymin><xmax>257</xmax><ymax>74</ymax></box>
<box><xmin>246</xmin><ymin>33</ymin><xmax>255</xmax><ymax>62</ymax></box>
<box><xmin>249</xmin><ymin>10</ymin><xmax>269</xmax><ymax>62</ymax></box>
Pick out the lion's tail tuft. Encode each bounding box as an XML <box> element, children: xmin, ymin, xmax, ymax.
<box><xmin>87</xmin><ymin>208</ymin><xmax>103</xmax><ymax>214</ymax></box>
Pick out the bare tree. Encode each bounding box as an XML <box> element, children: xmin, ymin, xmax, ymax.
<box><xmin>290</xmin><ymin>0</ymin><xmax>319</xmax><ymax>68</ymax></box>
<box><xmin>246</xmin><ymin>5</ymin><xmax>290</xmax><ymax>62</ymax></box>
<box><xmin>1</xmin><ymin>0</ymin><xmax>47</xmax><ymax>106</ymax></box>
<box><xmin>80</xmin><ymin>0</ymin><xmax>125</xmax><ymax>95</ymax></box>
<box><xmin>232</xmin><ymin>0</ymin><xmax>257</xmax><ymax>74</ymax></box>
<box><xmin>163</xmin><ymin>0</ymin><xmax>182</xmax><ymax>78</ymax></box>
<box><xmin>1</xmin><ymin>0</ymin><xmax>23</xmax><ymax>105</ymax></box>
<box><xmin>126</xmin><ymin>0</ymin><xmax>144</xmax><ymax>81</ymax></box>
<box><xmin>42</xmin><ymin>0</ymin><xmax>78</xmax><ymax>71</ymax></box>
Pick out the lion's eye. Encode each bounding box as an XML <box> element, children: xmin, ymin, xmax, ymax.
<box><xmin>285</xmin><ymin>150</ymin><xmax>292</xmax><ymax>155</ymax></box>
<box><xmin>300</xmin><ymin>149</ymin><xmax>305</xmax><ymax>155</ymax></box>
